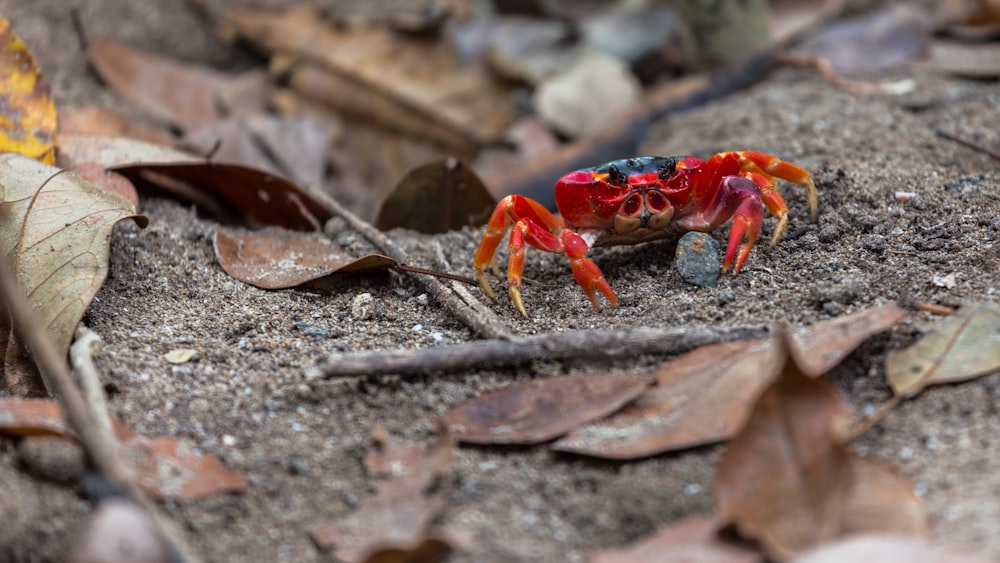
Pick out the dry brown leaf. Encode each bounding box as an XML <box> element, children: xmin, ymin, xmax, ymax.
<box><xmin>123</xmin><ymin>435</ymin><xmax>248</xmax><ymax>501</ymax></box>
<box><xmin>554</xmin><ymin>305</ymin><xmax>906</xmax><ymax>459</ymax></box>
<box><xmin>375</xmin><ymin>157</ymin><xmax>495</xmax><ymax>234</ymax></box>
<box><xmin>886</xmin><ymin>303</ymin><xmax>1000</xmax><ymax>398</ymax></box>
<box><xmin>590</xmin><ymin>516</ymin><xmax>760</xmax><ymax>563</ymax></box>
<box><xmin>922</xmin><ymin>40</ymin><xmax>1000</xmax><ymax>78</ymax></box>
<box><xmin>770</xmin><ymin>0</ymin><xmax>846</xmax><ymax>45</ymax></box>
<box><xmin>113</xmin><ymin>161</ymin><xmax>331</xmax><ymax>231</ymax></box>
<box><xmin>553</xmin><ymin>339</ymin><xmax>778</xmax><ymax>458</ymax></box>
<box><xmin>58</xmin><ymin>106</ymin><xmax>174</xmax><ymax>145</ymax></box>
<box><xmin>0</xmin><ymin>154</ymin><xmax>146</xmax><ymax>395</ymax></box>
<box><xmin>69</xmin><ymin>163</ymin><xmax>140</xmax><ymax>208</ymax></box>
<box><xmin>56</xmin><ymin>133</ymin><xmax>201</xmax><ymax>170</ymax></box>
<box><xmin>441</xmin><ymin>373</ymin><xmax>652</xmax><ymax>445</ymax></box>
<box><xmin>0</xmin><ymin>397</ymin><xmax>246</xmax><ymax>501</ymax></box>
<box><xmin>789</xmin><ymin>303</ymin><xmax>907</xmax><ymax>377</ymax></box>
<box><xmin>213</xmin><ymin>5</ymin><xmax>514</xmax><ymax>151</ymax></box>
<box><xmin>87</xmin><ymin>38</ymin><xmax>229</xmax><ymax>132</ymax></box>
<box><xmin>0</xmin><ymin>16</ymin><xmax>57</xmax><ymax>164</ymax></box>
<box><xmin>715</xmin><ymin>333</ymin><xmax>926</xmax><ymax>561</ymax></box>
<box><xmin>213</xmin><ymin>228</ymin><xmax>396</xmax><ymax>290</ymax></box>
<box><xmin>794</xmin><ymin>534</ymin><xmax>996</xmax><ymax>563</ymax></box>
<box><xmin>311</xmin><ymin>430</ymin><xmax>453</xmax><ymax>562</ymax></box>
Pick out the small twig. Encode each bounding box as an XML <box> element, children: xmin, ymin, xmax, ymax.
<box><xmin>0</xmin><ymin>244</ymin><xmax>202</xmax><ymax>563</ymax></box>
<box><xmin>70</xmin><ymin>326</ymin><xmax>114</xmax><ymax>437</ymax></box>
<box><xmin>910</xmin><ymin>301</ymin><xmax>956</xmax><ymax>315</ymax></box>
<box><xmin>309</xmin><ymin>188</ymin><xmax>513</xmax><ymax>340</ymax></box>
<box><xmin>936</xmin><ymin>129</ymin><xmax>1000</xmax><ymax>162</ymax></box>
<box><xmin>394</xmin><ymin>263</ymin><xmax>476</xmax><ymax>285</ymax></box>
<box><xmin>305</xmin><ymin>324</ymin><xmax>768</xmax><ymax>379</ymax></box>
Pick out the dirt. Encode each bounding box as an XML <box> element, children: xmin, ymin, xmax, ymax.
<box><xmin>2</xmin><ymin>1</ymin><xmax>1000</xmax><ymax>562</ymax></box>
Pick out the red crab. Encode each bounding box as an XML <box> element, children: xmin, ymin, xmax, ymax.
<box><xmin>474</xmin><ymin>151</ymin><xmax>818</xmax><ymax>317</ymax></box>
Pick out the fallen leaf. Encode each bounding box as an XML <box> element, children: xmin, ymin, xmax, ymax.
<box><xmin>794</xmin><ymin>534</ymin><xmax>996</xmax><ymax>563</ymax></box>
<box><xmin>56</xmin><ymin>133</ymin><xmax>201</xmax><ymax>171</ymax></box>
<box><xmin>590</xmin><ymin>516</ymin><xmax>760</xmax><ymax>563</ymax></box>
<box><xmin>554</xmin><ymin>305</ymin><xmax>906</xmax><ymax>458</ymax></box>
<box><xmin>885</xmin><ymin>303</ymin><xmax>1000</xmax><ymax>398</ymax></box>
<box><xmin>0</xmin><ymin>397</ymin><xmax>74</xmax><ymax>437</ymax></box>
<box><xmin>375</xmin><ymin>157</ymin><xmax>496</xmax><ymax>234</ymax></box>
<box><xmin>163</xmin><ymin>349</ymin><xmax>198</xmax><ymax>364</ymax></box>
<box><xmin>921</xmin><ymin>40</ymin><xmax>1000</xmax><ymax>78</ymax></box>
<box><xmin>441</xmin><ymin>373</ymin><xmax>652</xmax><ymax>445</ymax></box>
<box><xmin>0</xmin><ymin>397</ymin><xmax>246</xmax><ymax>501</ymax></box>
<box><xmin>213</xmin><ymin>228</ymin><xmax>396</xmax><ymax>290</ymax></box>
<box><xmin>789</xmin><ymin>303</ymin><xmax>907</xmax><ymax>377</ymax></box>
<box><xmin>792</xmin><ymin>4</ymin><xmax>933</xmax><ymax>73</ymax></box>
<box><xmin>715</xmin><ymin>332</ymin><xmax>926</xmax><ymax>561</ymax></box>
<box><xmin>86</xmin><ymin>38</ymin><xmax>229</xmax><ymax>131</ymax></box>
<box><xmin>311</xmin><ymin>430</ymin><xmax>453</xmax><ymax>562</ymax></box>
<box><xmin>770</xmin><ymin>0</ymin><xmax>846</xmax><ymax>45</ymax></box>
<box><xmin>182</xmin><ymin>115</ymin><xmax>336</xmax><ymax>188</ymax></box>
<box><xmin>69</xmin><ymin>163</ymin><xmax>140</xmax><ymax>207</ymax></box>
<box><xmin>0</xmin><ymin>154</ymin><xmax>147</xmax><ymax>395</ymax></box>
<box><xmin>58</xmin><ymin>106</ymin><xmax>174</xmax><ymax>145</ymax></box>
<box><xmin>211</xmin><ymin>5</ymin><xmax>514</xmax><ymax>151</ymax></box>
<box><xmin>123</xmin><ymin>435</ymin><xmax>248</xmax><ymax>501</ymax></box>
<box><xmin>114</xmin><ymin>162</ymin><xmax>331</xmax><ymax>231</ymax></box>
<box><xmin>0</xmin><ymin>16</ymin><xmax>57</xmax><ymax>164</ymax></box>
<box><xmin>553</xmin><ymin>339</ymin><xmax>778</xmax><ymax>458</ymax></box>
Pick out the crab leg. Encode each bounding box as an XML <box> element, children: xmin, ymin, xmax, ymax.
<box><xmin>720</xmin><ymin>177</ymin><xmax>764</xmax><ymax>274</ymax></box>
<box><xmin>562</xmin><ymin>230</ymin><xmax>617</xmax><ymax>310</ymax></box>
<box><xmin>732</xmin><ymin>150</ymin><xmax>818</xmax><ymax>219</ymax></box>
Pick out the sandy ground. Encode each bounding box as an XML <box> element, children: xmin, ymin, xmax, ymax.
<box><xmin>2</xmin><ymin>1</ymin><xmax>1000</xmax><ymax>561</ymax></box>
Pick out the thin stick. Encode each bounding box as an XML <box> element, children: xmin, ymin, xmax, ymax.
<box><xmin>309</xmin><ymin>189</ymin><xmax>513</xmax><ymax>340</ymax></box>
<box><xmin>936</xmin><ymin>129</ymin><xmax>1000</xmax><ymax>162</ymax></box>
<box><xmin>70</xmin><ymin>325</ymin><xmax>114</xmax><ymax>437</ymax></box>
<box><xmin>0</xmin><ymin>250</ymin><xmax>202</xmax><ymax>562</ymax></box>
<box><xmin>306</xmin><ymin>324</ymin><xmax>768</xmax><ymax>379</ymax></box>
<box><xmin>776</xmin><ymin>53</ymin><xmax>915</xmax><ymax>96</ymax></box>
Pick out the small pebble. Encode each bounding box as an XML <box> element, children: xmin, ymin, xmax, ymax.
<box><xmin>296</xmin><ymin>323</ymin><xmax>328</xmax><ymax>338</ymax></box>
<box><xmin>350</xmin><ymin>292</ymin><xmax>375</xmax><ymax>320</ymax></box>
<box><xmin>675</xmin><ymin>232</ymin><xmax>721</xmax><ymax>287</ymax></box>
<box><xmin>17</xmin><ymin>436</ymin><xmax>85</xmax><ymax>484</ymax></box>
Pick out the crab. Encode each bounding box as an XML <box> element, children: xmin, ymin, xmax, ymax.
<box><xmin>474</xmin><ymin>151</ymin><xmax>818</xmax><ymax>317</ymax></box>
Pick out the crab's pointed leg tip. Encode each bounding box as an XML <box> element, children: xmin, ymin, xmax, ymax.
<box><xmin>475</xmin><ymin>271</ymin><xmax>495</xmax><ymax>299</ymax></box>
<box><xmin>807</xmin><ymin>179</ymin><xmax>819</xmax><ymax>219</ymax></box>
<box><xmin>510</xmin><ymin>287</ymin><xmax>528</xmax><ymax>318</ymax></box>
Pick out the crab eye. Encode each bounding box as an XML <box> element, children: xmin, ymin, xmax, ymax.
<box><xmin>607</xmin><ymin>164</ymin><xmax>628</xmax><ymax>186</ymax></box>
<box><xmin>657</xmin><ymin>163</ymin><xmax>676</xmax><ymax>181</ymax></box>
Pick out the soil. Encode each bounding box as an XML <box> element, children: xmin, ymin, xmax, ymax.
<box><xmin>2</xmin><ymin>1</ymin><xmax>999</xmax><ymax>562</ymax></box>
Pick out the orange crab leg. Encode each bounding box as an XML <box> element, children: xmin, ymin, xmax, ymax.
<box><xmin>474</xmin><ymin>195</ymin><xmax>563</xmax><ymax>297</ymax></box>
<box><xmin>562</xmin><ymin>230</ymin><xmax>616</xmax><ymax>310</ymax></box>
<box><xmin>732</xmin><ymin>150</ymin><xmax>818</xmax><ymax>219</ymax></box>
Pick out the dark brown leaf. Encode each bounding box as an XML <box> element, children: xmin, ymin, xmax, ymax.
<box><xmin>114</xmin><ymin>162</ymin><xmax>331</xmax><ymax>231</ymax></box>
<box><xmin>375</xmin><ymin>157</ymin><xmax>496</xmax><ymax>234</ymax></box>
<box><xmin>553</xmin><ymin>339</ymin><xmax>779</xmax><ymax>458</ymax></box>
<box><xmin>441</xmin><ymin>373</ymin><xmax>652</xmax><ymax>445</ymax></box>
<box><xmin>554</xmin><ymin>305</ymin><xmax>906</xmax><ymax>458</ymax></box>
<box><xmin>715</xmin><ymin>333</ymin><xmax>926</xmax><ymax>561</ymax></box>
<box><xmin>213</xmin><ymin>229</ymin><xmax>395</xmax><ymax>289</ymax></box>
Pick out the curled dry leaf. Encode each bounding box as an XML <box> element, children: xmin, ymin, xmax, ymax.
<box><xmin>0</xmin><ymin>16</ymin><xmax>57</xmax><ymax>164</ymax></box>
<box><xmin>86</xmin><ymin>38</ymin><xmax>228</xmax><ymax>132</ymax></box>
<box><xmin>590</xmin><ymin>516</ymin><xmax>759</xmax><ymax>563</ymax></box>
<box><xmin>441</xmin><ymin>373</ymin><xmax>652</xmax><ymax>445</ymax></box>
<box><xmin>311</xmin><ymin>430</ymin><xmax>453</xmax><ymax>562</ymax></box>
<box><xmin>886</xmin><ymin>302</ymin><xmax>1000</xmax><ymax>398</ymax></box>
<box><xmin>56</xmin><ymin>133</ymin><xmax>201</xmax><ymax>170</ymax></box>
<box><xmin>555</xmin><ymin>304</ymin><xmax>905</xmax><ymax>459</ymax></box>
<box><xmin>0</xmin><ymin>154</ymin><xmax>147</xmax><ymax>395</ymax></box>
<box><xmin>114</xmin><ymin>161</ymin><xmax>331</xmax><ymax>231</ymax></box>
<box><xmin>0</xmin><ymin>398</ymin><xmax>246</xmax><ymax>501</ymax></box>
<box><xmin>375</xmin><ymin>157</ymin><xmax>496</xmax><ymax>234</ymax></box>
<box><xmin>211</xmin><ymin>5</ymin><xmax>514</xmax><ymax>151</ymax></box>
<box><xmin>214</xmin><ymin>228</ymin><xmax>396</xmax><ymax>290</ymax></box>
<box><xmin>715</xmin><ymin>333</ymin><xmax>926</xmax><ymax>561</ymax></box>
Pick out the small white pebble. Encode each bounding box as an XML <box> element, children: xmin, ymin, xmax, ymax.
<box><xmin>894</xmin><ymin>191</ymin><xmax>917</xmax><ymax>202</ymax></box>
<box><xmin>683</xmin><ymin>483</ymin><xmax>702</xmax><ymax>495</ymax></box>
<box><xmin>222</xmin><ymin>434</ymin><xmax>236</xmax><ymax>446</ymax></box>
<box><xmin>350</xmin><ymin>292</ymin><xmax>375</xmax><ymax>320</ymax></box>
<box><xmin>412</xmin><ymin>324</ymin><xmax>423</xmax><ymax>331</ymax></box>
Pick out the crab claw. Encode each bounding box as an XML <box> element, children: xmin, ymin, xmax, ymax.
<box><xmin>720</xmin><ymin>177</ymin><xmax>764</xmax><ymax>275</ymax></box>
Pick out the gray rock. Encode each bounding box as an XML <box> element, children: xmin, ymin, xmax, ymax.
<box><xmin>675</xmin><ymin>232</ymin><xmax>721</xmax><ymax>286</ymax></box>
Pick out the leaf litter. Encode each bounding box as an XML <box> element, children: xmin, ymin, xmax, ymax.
<box><xmin>0</xmin><ymin>15</ymin><xmax>56</xmax><ymax>164</ymax></box>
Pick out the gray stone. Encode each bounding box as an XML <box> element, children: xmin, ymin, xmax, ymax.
<box><xmin>675</xmin><ymin>232</ymin><xmax>721</xmax><ymax>287</ymax></box>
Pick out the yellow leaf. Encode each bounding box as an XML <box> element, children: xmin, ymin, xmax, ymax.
<box><xmin>0</xmin><ymin>16</ymin><xmax>57</xmax><ymax>164</ymax></box>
